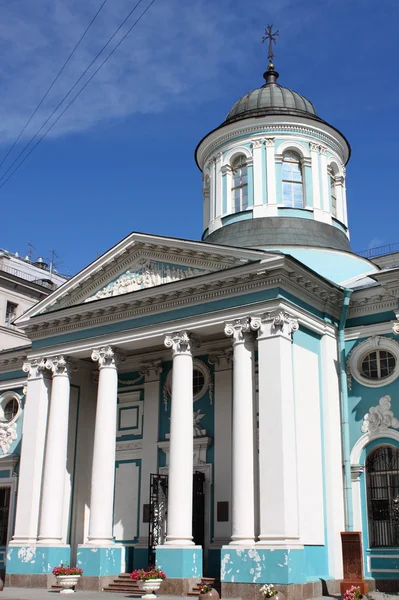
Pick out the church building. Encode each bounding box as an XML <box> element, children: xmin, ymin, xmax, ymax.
<box><xmin>1</xmin><ymin>42</ymin><xmax>399</xmax><ymax>599</ymax></box>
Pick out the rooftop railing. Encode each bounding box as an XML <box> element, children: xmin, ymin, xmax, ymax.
<box><xmin>0</xmin><ymin>262</ymin><xmax>55</xmax><ymax>289</ymax></box>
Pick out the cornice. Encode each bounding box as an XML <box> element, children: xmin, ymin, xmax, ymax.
<box><xmin>25</xmin><ymin>259</ymin><xmax>342</xmax><ymax>341</ymax></box>
<box><xmin>198</xmin><ymin>122</ymin><xmax>344</xmax><ymax>169</ymax></box>
<box><xmin>0</xmin><ymin>349</ymin><xmax>30</xmax><ymax>373</ymax></box>
<box><xmin>348</xmin><ymin>285</ymin><xmax>397</xmax><ymax>318</ymax></box>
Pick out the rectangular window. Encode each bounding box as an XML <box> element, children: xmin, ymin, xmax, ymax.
<box><xmin>5</xmin><ymin>302</ymin><xmax>18</xmax><ymax>326</ymax></box>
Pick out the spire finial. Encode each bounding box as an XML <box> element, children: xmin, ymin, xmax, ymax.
<box><xmin>262</xmin><ymin>24</ymin><xmax>279</xmax><ymax>69</ymax></box>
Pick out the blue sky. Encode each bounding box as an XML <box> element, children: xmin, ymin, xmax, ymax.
<box><xmin>0</xmin><ymin>0</ymin><xmax>397</xmax><ymax>275</ymax></box>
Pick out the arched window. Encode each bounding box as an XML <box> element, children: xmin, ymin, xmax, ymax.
<box><xmin>366</xmin><ymin>446</ymin><xmax>399</xmax><ymax>547</ymax></box>
<box><xmin>231</xmin><ymin>155</ymin><xmax>248</xmax><ymax>213</ymax></box>
<box><xmin>282</xmin><ymin>151</ymin><xmax>303</xmax><ymax>208</ymax></box>
<box><xmin>329</xmin><ymin>166</ymin><xmax>338</xmax><ymax>217</ymax></box>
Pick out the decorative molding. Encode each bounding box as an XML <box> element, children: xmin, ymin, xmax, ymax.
<box><xmin>193</xmin><ymin>409</ymin><xmax>206</xmax><ymax>437</ymax></box>
<box><xmin>164</xmin><ymin>331</ymin><xmax>199</xmax><ymax>357</ymax></box>
<box><xmin>91</xmin><ymin>346</ymin><xmax>125</xmax><ymax>369</ymax></box>
<box><xmin>46</xmin><ymin>355</ymin><xmax>78</xmax><ymax>377</ymax></box>
<box><xmin>224</xmin><ymin>318</ymin><xmax>253</xmax><ymax>344</ymax></box>
<box><xmin>197</xmin><ymin>123</ymin><xmax>347</xmax><ymax>170</ymax></box>
<box><xmin>251</xmin><ymin>139</ymin><xmax>263</xmax><ymax>149</ymax></box>
<box><xmin>158</xmin><ymin>436</ymin><xmax>212</xmax><ymax>467</ymax></box>
<box><xmin>265</xmin><ymin>137</ymin><xmax>275</xmax><ymax>147</ymax></box>
<box><xmin>22</xmin><ymin>358</ymin><xmax>47</xmax><ymax>379</ymax></box>
<box><xmin>347</xmin><ymin>336</ymin><xmax>399</xmax><ymax>389</ymax></box>
<box><xmin>24</xmin><ymin>260</ymin><xmax>343</xmax><ymax>341</ymax></box>
<box><xmin>351</xmin><ymin>430</ymin><xmax>399</xmax><ymax>465</ymax></box>
<box><xmin>310</xmin><ymin>142</ymin><xmax>320</xmax><ymax>152</ymax></box>
<box><xmin>351</xmin><ymin>464</ymin><xmax>364</xmax><ymax>482</ymax></box>
<box><xmin>251</xmin><ymin>310</ymin><xmax>299</xmax><ymax>339</ymax></box>
<box><xmin>118</xmin><ymin>373</ymin><xmax>144</xmax><ymax>386</ymax></box>
<box><xmin>85</xmin><ymin>260</ymin><xmax>209</xmax><ymax>303</ymax></box>
<box><xmin>361</xmin><ymin>395</ymin><xmax>399</xmax><ymax>434</ymax></box>
<box><xmin>393</xmin><ymin>322</ymin><xmax>399</xmax><ymax>335</ymax></box>
<box><xmin>0</xmin><ymin>422</ymin><xmax>17</xmax><ymax>455</ymax></box>
<box><xmin>139</xmin><ymin>360</ymin><xmax>162</xmax><ymax>379</ymax></box>
<box><xmin>208</xmin><ymin>349</ymin><xmax>233</xmax><ymax>370</ymax></box>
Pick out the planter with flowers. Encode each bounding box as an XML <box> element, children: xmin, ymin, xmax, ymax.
<box><xmin>260</xmin><ymin>583</ymin><xmax>285</xmax><ymax>600</ymax></box>
<box><xmin>52</xmin><ymin>565</ymin><xmax>83</xmax><ymax>594</ymax></box>
<box><xmin>343</xmin><ymin>586</ymin><xmax>362</xmax><ymax>600</ymax></box>
<box><xmin>130</xmin><ymin>566</ymin><xmax>166</xmax><ymax>599</ymax></box>
<box><xmin>198</xmin><ymin>582</ymin><xmax>220</xmax><ymax>600</ymax></box>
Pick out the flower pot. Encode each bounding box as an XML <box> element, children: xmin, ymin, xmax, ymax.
<box><xmin>56</xmin><ymin>575</ymin><xmax>81</xmax><ymax>594</ymax></box>
<box><xmin>199</xmin><ymin>588</ymin><xmax>220</xmax><ymax>600</ymax></box>
<box><xmin>140</xmin><ymin>577</ymin><xmax>164</xmax><ymax>598</ymax></box>
<box><xmin>274</xmin><ymin>593</ymin><xmax>286</xmax><ymax>600</ymax></box>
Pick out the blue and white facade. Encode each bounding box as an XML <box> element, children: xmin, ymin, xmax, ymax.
<box><xmin>0</xmin><ymin>62</ymin><xmax>399</xmax><ymax>598</ymax></box>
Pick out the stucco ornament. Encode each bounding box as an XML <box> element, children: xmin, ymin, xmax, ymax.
<box><xmin>361</xmin><ymin>395</ymin><xmax>399</xmax><ymax>434</ymax></box>
<box><xmin>193</xmin><ymin>409</ymin><xmax>206</xmax><ymax>437</ymax></box>
<box><xmin>0</xmin><ymin>421</ymin><xmax>17</xmax><ymax>455</ymax></box>
<box><xmin>85</xmin><ymin>260</ymin><xmax>208</xmax><ymax>302</ymax></box>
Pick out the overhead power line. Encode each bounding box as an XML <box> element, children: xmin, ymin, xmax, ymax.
<box><xmin>0</xmin><ymin>0</ymin><xmax>109</xmax><ymax>172</ymax></box>
<box><xmin>0</xmin><ymin>0</ymin><xmax>151</xmax><ymax>187</ymax></box>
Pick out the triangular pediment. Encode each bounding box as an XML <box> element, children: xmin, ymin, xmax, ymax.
<box><xmin>84</xmin><ymin>259</ymin><xmax>210</xmax><ymax>303</ymax></box>
<box><xmin>16</xmin><ymin>232</ymin><xmax>277</xmax><ymax>326</ymax></box>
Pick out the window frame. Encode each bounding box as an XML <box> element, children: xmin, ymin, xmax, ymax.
<box><xmin>5</xmin><ymin>301</ymin><xmax>18</xmax><ymax>327</ymax></box>
<box><xmin>281</xmin><ymin>151</ymin><xmax>304</xmax><ymax>209</ymax></box>
<box><xmin>348</xmin><ymin>337</ymin><xmax>399</xmax><ymax>389</ymax></box>
<box><xmin>230</xmin><ymin>155</ymin><xmax>249</xmax><ymax>214</ymax></box>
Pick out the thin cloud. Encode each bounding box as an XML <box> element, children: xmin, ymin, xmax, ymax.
<box><xmin>0</xmin><ymin>0</ymin><xmax>323</xmax><ymax>142</ymax></box>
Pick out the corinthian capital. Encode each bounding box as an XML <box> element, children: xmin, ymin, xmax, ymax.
<box><xmin>91</xmin><ymin>346</ymin><xmax>125</xmax><ymax>369</ymax></box>
<box><xmin>253</xmin><ymin>310</ymin><xmax>299</xmax><ymax>340</ymax></box>
<box><xmin>164</xmin><ymin>331</ymin><xmax>199</xmax><ymax>356</ymax></box>
<box><xmin>22</xmin><ymin>358</ymin><xmax>47</xmax><ymax>379</ymax></box>
<box><xmin>139</xmin><ymin>360</ymin><xmax>163</xmax><ymax>379</ymax></box>
<box><xmin>46</xmin><ymin>355</ymin><xmax>78</xmax><ymax>378</ymax></box>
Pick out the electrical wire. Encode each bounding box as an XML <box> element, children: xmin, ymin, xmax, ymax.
<box><xmin>0</xmin><ymin>0</ymin><xmax>156</xmax><ymax>191</ymax></box>
<box><xmin>0</xmin><ymin>0</ymin><xmax>109</xmax><ymax>172</ymax></box>
<box><xmin>0</xmin><ymin>0</ymin><xmax>148</xmax><ymax>186</ymax></box>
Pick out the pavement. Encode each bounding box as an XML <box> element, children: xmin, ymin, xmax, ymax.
<box><xmin>0</xmin><ymin>592</ymin><xmax>186</xmax><ymax>600</ymax></box>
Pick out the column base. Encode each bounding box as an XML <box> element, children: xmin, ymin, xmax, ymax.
<box><xmin>221</xmin><ymin>546</ymin><xmax>305</xmax><ymax>584</ymax></box>
<box><xmin>156</xmin><ymin>545</ymin><xmax>202</xmax><ymax>579</ymax></box>
<box><xmin>77</xmin><ymin>545</ymin><xmax>122</xmax><ymax>577</ymax></box>
<box><xmin>6</xmin><ymin>545</ymin><xmax>70</xmax><ymax>575</ymax></box>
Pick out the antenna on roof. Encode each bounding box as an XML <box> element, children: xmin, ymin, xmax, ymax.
<box><xmin>48</xmin><ymin>249</ymin><xmax>62</xmax><ymax>279</ymax></box>
<box><xmin>27</xmin><ymin>241</ymin><xmax>36</xmax><ymax>261</ymax></box>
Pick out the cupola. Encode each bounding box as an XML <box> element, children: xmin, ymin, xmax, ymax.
<box><xmin>195</xmin><ymin>57</ymin><xmax>352</xmax><ymax>257</ymax></box>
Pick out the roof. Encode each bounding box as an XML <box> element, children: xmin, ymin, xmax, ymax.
<box><xmin>225</xmin><ymin>68</ymin><xmax>318</xmax><ymax>124</ymax></box>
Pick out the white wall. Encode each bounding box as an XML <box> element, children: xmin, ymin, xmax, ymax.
<box><xmin>293</xmin><ymin>344</ymin><xmax>325</xmax><ymax>544</ymax></box>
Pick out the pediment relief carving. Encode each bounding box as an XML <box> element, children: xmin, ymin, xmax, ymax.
<box><xmin>84</xmin><ymin>260</ymin><xmax>210</xmax><ymax>302</ymax></box>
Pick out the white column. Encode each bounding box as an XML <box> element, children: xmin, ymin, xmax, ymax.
<box><xmin>164</xmin><ymin>331</ymin><xmax>195</xmax><ymax>546</ymax></box>
<box><xmin>265</xmin><ymin>137</ymin><xmax>277</xmax><ymax>214</ymax></box>
<box><xmin>224</xmin><ymin>319</ymin><xmax>256</xmax><ymax>545</ymax></box>
<box><xmin>319</xmin><ymin>146</ymin><xmax>330</xmax><ymax>213</ymax></box>
<box><xmin>87</xmin><ymin>346</ymin><xmax>122</xmax><ymax>545</ymax></box>
<box><xmin>342</xmin><ymin>166</ymin><xmax>349</xmax><ymax>227</ymax></box>
<box><xmin>215</xmin><ymin>152</ymin><xmax>223</xmax><ymax>218</ymax></box>
<box><xmin>321</xmin><ymin>332</ymin><xmax>345</xmax><ymax>578</ymax></box>
<box><xmin>252</xmin><ymin>139</ymin><xmax>263</xmax><ymax>206</ymax></box>
<box><xmin>310</xmin><ymin>142</ymin><xmax>321</xmax><ymax>211</ymax></box>
<box><xmin>10</xmin><ymin>359</ymin><xmax>50</xmax><ymax>545</ymax></box>
<box><xmin>138</xmin><ymin>361</ymin><xmax>162</xmax><ymax>544</ymax></box>
<box><xmin>38</xmin><ymin>356</ymin><xmax>76</xmax><ymax>544</ymax></box>
<box><xmin>335</xmin><ymin>176</ymin><xmax>344</xmax><ymax>223</ymax></box>
<box><xmin>209</xmin><ymin>350</ymin><xmax>233</xmax><ymax>546</ymax></box>
<box><xmin>252</xmin><ymin>310</ymin><xmax>302</xmax><ymax>547</ymax></box>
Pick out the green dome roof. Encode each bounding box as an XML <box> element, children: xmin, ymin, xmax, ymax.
<box><xmin>225</xmin><ymin>69</ymin><xmax>317</xmax><ymax>124</ymax></box>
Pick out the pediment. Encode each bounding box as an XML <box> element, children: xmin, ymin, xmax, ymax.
<box><xmin>15</xmin><ymin>232</ymin><xmax>277</xmax><ymax>326</ymax></box>
<box><xmin>84</xmin><ymin>259</ymin><xmax>209</xmax><ymax>303</ymax></box>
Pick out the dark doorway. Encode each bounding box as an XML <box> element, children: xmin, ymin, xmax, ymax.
<box><xmin>148</xmin><ymin>471</ymin><xmax>206</xmax><ymax>564</ymax></box>
<box><xmin>192</xmin><ymin>471</ymin><xmax>205</xmax><ymax>548</ymax></box>
<box><xmin>0</xmin><ymin>487</ymin><xmax>10</xmax><ymax>546</ymax></box>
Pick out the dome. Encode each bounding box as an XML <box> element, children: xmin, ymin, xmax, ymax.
<box><xmin>225</xmin><ymin>68</ymin><xmax>318</xmax><ymax>124</ymax></box>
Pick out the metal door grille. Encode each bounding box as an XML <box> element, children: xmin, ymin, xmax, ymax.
<box><xmin>148</xmin><ymin>474</ymin><xmax>168</xmax><ymax>565</ymax></box>
<box><xmin>366</xmin><ymin>446</ymin><xmax>399</xmax><ymax>547</ymax></box>
<box><xmin>0</xmin><ymin>487</ymin><xmax>10</xmax><ymax>546</ymax></box>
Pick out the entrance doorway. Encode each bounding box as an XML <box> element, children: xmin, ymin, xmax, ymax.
<box><xmin>148</xmin><ymin>471</ymin><xmax>206</xmax><ymax>565</ymax></box>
